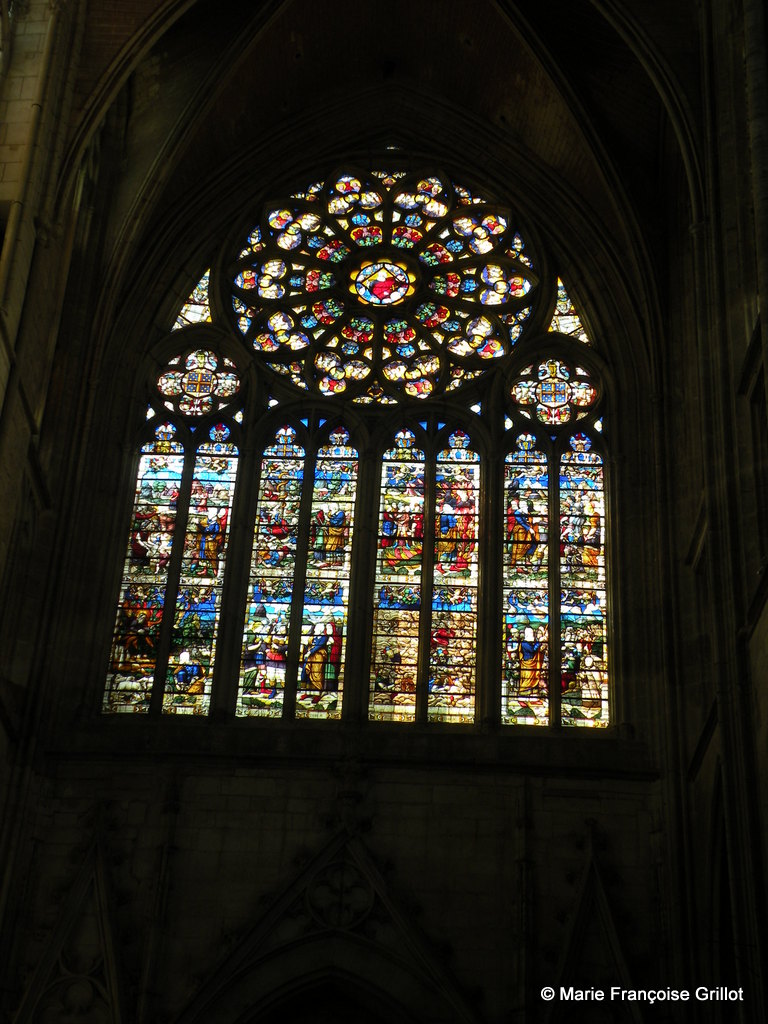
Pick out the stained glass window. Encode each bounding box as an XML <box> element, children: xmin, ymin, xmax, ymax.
<box><xmin>429</xmin><ymin>431</ymin><xmax>479</xmax><ymax>722</ymax></box>
<box><xmin>370</xmin><ymin>429</ymin><xmax>425</xmax><ymax>721</ymax></box>
<box><xmin>296</xmin><ymin>428</ymin><xmax>357</xmax><ymax>719</ymax></box>
<box><xmin>503</xmin><ymin>362</ymin><xmax>608</xmax><ymax>728</ymax></box>
<box><xmin>367</xmin><ymin>426</ymin><xmax>479</xmax><ymax>723</ymax></box>
<box><xmin>238</xmin><ymin>425</ymin><xmax>304</xmax><ymax>718</ymax></box>
<box><xmin>105</xmin><ymin>166</ymin><xmax>611</xmax><ymax>731</ymax></box>
<box><xmin>173</xmin><ymin>270</ymin><xmax>212</xmax><ymax>331</ymax></box>
<box><xmin>164</xmin><ymin>424</ymin><xmax>238</xmax><ymax>715</ymax></box>
<box><xmin>559</xmin><ymin>434</ymin><xmax>608</xmax><ymax>726</ymax></box>
<box><xmin>237</xmin><ymin>424</ymin><xmax>358</xmax><ymax>721</ymax></box>
<box><xmin>503</xmin><ymin>434</ymin><xmax>550</xmax><ymax>725</ymax></box>
<box><xmin>104</xmin><ymin>350</ymin><xmax>242</xmax><ymax>714</ymax></box>
<box><xmin>104</xmin><ymin>423</ymin><xmax>184</xmax><ymax>712</ymax></box>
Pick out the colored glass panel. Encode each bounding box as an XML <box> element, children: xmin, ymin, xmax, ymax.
<box><xmin>164</xmin><ymin>424</ymin><xmax>238</xmax><ymax>715</ymax></box>
<box><xmin>237</xmin><ymin>426</ymin><xmax>305</xmax><ymax>717</ymax></box>
<box><xmin>549</xmin><ymin>279</ymin><xmax>590</xmax><ymax>343</ymax></box>
<box><xmin>295</xmin><ymin>429</ymin><xmax>358</xmax><ymax>719</ymax></box>
<box><xmin>502</xmin><ymin>434</ymin><xmax>549</xmax><ymax>726</ymax></box>
<box><xmin>428</xmin><ymin>262</ymin><xmax>530</xmax><ymax>306</ymax></box>
<box><xmin>173</xmin><ymin>270</ymin><xmax>212</xmax><ymax>330</ymax></box>
<box><xmin>560</xmin><ymin>435</ymin><xmax>608</xmax><ymax>727</ymax></box>
<box><xmin>370</xmin><ymin>430</ymin><xmax>425</xmax><ymax>721</ymax></box>
<box><xmin>429</xmin><ymin>431</ymin><xmax>479</xmax><ymax>723</ymax></box>
<box><xmin>104</xmin><ymin>424</ymin><xmax>184</xmax><ymax>713</ymax></box>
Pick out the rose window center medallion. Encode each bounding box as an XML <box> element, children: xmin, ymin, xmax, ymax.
<box><xmin>353</xmin><ymin>260</ymin><xmax>413</xmax><ymax>306</ymax></box>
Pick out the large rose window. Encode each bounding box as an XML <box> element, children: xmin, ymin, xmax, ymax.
<box><xmin>229</xmin><ymin>170</ymin><xmax>538</xmax><ymax>402</ymax></box>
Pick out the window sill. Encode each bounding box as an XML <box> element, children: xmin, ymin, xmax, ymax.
<box><xmin>54</xmin><ymin>716</ymin><xmax>655</xmax><ymax>780</ymax></box>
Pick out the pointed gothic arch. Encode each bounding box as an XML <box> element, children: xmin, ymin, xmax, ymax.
<box><xmin>102</xmin><ymin>164</ymin><xmax>613</xmax><ymax>729</ymax></box>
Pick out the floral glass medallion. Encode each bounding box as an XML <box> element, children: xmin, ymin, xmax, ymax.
<box><xmin>157</xmin><ymin>349</ymin><xmax>240</xmax><ymax>417</ymax></box>
<box><xmin>510</xmin><ymin>359</ymin><xmax>597</xmax><ymax>426</ymax></box>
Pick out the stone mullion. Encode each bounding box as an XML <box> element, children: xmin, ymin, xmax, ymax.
<box><xmin>208</xmin><ymin>427</ymin><xmax>260</xmax><ymax>719</ymax></box>
<box><xmin>549</xmin><ymin>438</ymin><xmax>562</xmax><ymax>729</ymax></box>
<box><xmin>478</xmin><ymin>444</ymin><xmax>504</xmax><ymax>728</ymax></box>
<box><xmin>282</xmin><ymin>441</ymin><xmax>317</xmax><ymax>719</ymax></box>
<box><xmin>342</xmin><ymin>436</ymin><xmax>380</xmax><ymax>723</ymax></box>
<box><xmin>415</xmin><ymin>446</ymin><xmax>437</xmax><ymax>724</ymax></box>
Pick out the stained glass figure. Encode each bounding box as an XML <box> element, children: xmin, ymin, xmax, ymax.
<box><xmin>237</xmin><ymin>426</ymin><xmax>305</xmax><ymax>717</ymax></box>
<box><xmin>511</xmin><ymin>360</ymin><xmax>597</xmax><ymax>426</ymax></box>
<box><xmin>370</xmin><ymin>430</ymin><xmax>425</xmax><ymax>721</ymax></box>
<box><xmin>352</xmin><ymin>260</ymin><xmax>416</xmax><ymax>305</ymax></box>
<box><xmin>173</xmin><ymin>270</ymin><xmax>212</xmax><ymax>330</ymax></box>
<box><xmin>502</xmin><ymin>434</ymin><xmax>550</xmax><ymax>725</ymax></box>
<box><xmin>559</xmin><ymin>434</ymin><xmax>608</xmax><ymax>727</ymax></box>
<box><xmin>429</xmin><ymin>431</ymin><xmax>479</xmax><ymax>723</ymax></box>
<box><xmin>163</xmin><ymin>424</ymin><xmax>238</xmax><ymax>715</ymax></box>
<box><xmin>295</xmin><ymin>428</ymin><xmax>358</xmax><ymax>720</ymax></box>
<box><xmin>549</xmin><ymin>279</ymin><xmax>590</xmax><ymax>342</ymax></box>
<box><xmin>230</xmin><ymin>170</ymin><xmax>538</xmax><ymax>403</ymax></box>
<box><xmin>104</xmin><ymin>423</ymin><xmax>184</xmax><ymax>713</ymax></box>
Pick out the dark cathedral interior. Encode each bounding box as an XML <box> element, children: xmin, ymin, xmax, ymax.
<box><xmin>0</xmin><ymin>1</ymin><xmax>767</xmax><ymax>1021</ymax></box>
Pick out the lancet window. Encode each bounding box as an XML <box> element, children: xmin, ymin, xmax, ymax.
<box><xmin>104</xmin><ymin>349</ymin><xmax>242</xmax><ymax>714</ymax></box>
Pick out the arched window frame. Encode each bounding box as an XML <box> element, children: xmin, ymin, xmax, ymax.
<box><xmin>501</xmin><ymin>342</ymin><xmax>610</xmax><ymax>728</ymax></box>
<box><xmin>103</xmin><ymin>340</ymin><xmax>245</xmax><ymax>715</ymax></box>
<box><xmin>102</xmin><ymin>165</ymin><xmax>612</xmax><ymax>730</ymax></box>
